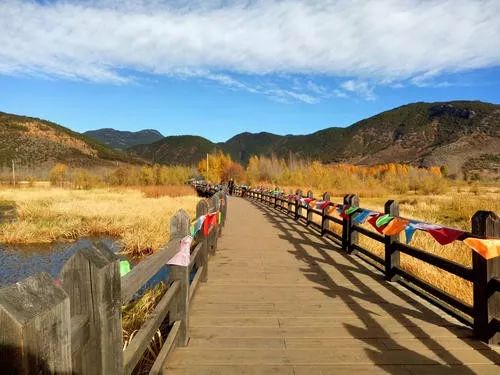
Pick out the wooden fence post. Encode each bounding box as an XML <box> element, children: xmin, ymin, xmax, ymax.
<box><xmin>0</xmin><ymin>273</ymin><xmax>71</xmax><ymax>374</ymax></box>
<box><xmin>59</xmin><ymin>242</ymin><xmax>123</xmax><ymax>375</ymax></box>
<box><xmin>209</xmin><ymin>196</ymin><xmax>219</xmax><ymax>254</ymax></box>
<box><xmin>306</xmin><ymin>190</ymin><xmax>313</xmax><ymax>225</ymax></box>
<box><xmin>295</xmin><ymin>189</ymin><xmax>303</xmax><ymax>220</ymax></box>
<box><xmin>384</xmin><ymin>200</ymin><xmax>400</xmax><ymax>282</ymax></box>
<box><xmin>341</xmin><ymin>194</ymin><xmax>351</xmax><ymax>252</ymax></box>
<box><xmin>347</xmin><ymin>195</ymin><xmax>359</xmax><ymax>254</ymax></box>
<box><xmin>472</xmin><ymin>211</ymin><xmax>500</xmax><ymax>345</ymax></box>
<box><xmin>169</xmin><ymin>210</ymin><xmax>191</xmax><ymax>347</ymax></box>
<box><xmin>196</xmin><ymin>200</ymin><xmax>209</xmax><ymax>283</ymax></box>
<box><xmin>221</xmin><ymin>191</ymin><xmax>228</xmax><ymax>227</ymax></box>
<box><xmin>321</xmin><ymin>192</ymin><xmax>331</xmax><ymax>236</ymax></box>
<box><xmin>213</xmin><ymin>193</ymin><xmax>222</xmax><ymax>238</ymax></box>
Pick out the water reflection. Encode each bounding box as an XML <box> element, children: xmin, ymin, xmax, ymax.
<box><xmin>0</xmin><ymin>237</ymin><xmax>124</xmax><ymax>287</ymax></box>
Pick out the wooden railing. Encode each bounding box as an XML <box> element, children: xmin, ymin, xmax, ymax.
<box><xmin>0</xmin><ymin>190</ymin><xmax>227</xmax><ymax>374</ymax></box>
<box><xmin>246</xmin><ymin>188</ymin><xmax>500</xmax><ymax>345</ymax></box>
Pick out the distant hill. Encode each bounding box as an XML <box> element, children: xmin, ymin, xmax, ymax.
<box><xmin>129</xmin><ymin>135</ymin><xmax>216</xmax><ymax>165</ymax></box>
<box><xmin>84</xmin><ymin>128</ymin><xmax>164</xmax><ymax>149</ymax></box>
<box><xmin>130</xmin><ymin>101</ymin><xmax>500</xmax><ymax>177</ymax></box>
<box><xmin>0</xmin><ymin>112</ymin><xmax>141</xmax><ymax>168</ymax></box>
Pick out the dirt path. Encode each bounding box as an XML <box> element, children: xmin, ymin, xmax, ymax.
<box><xmin>165</xmin><ymin>196</ymin><xmax>499</xmax><ymax>374</ymax></box>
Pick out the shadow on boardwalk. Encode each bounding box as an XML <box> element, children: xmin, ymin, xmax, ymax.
<box><xmin>252</xmin><ymin>199</ymin><xmax>500</xmax><ymax>374</ymax></box>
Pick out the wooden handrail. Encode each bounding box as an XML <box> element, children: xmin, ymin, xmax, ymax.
<box><xmin>121</xmin><ymin>239</ymin><xmax>180</xmax><ymax>305</ymax></box>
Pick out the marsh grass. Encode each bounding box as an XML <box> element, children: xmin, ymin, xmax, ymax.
<box><xmin>0</xmin><ymin>187</ymin><xmax>198</xmax><ymax>258</ymax></box>
<box><xmin>137</xmin><ymin>185</ymin><xmax>196</xmax><ymax>198</ymax></box>
<box><xmin>122</xmin><ymin>282</ymin><xmax>169</xmax><ymax>374</ymax></box>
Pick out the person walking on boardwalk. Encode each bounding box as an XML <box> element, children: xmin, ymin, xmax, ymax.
<box><xmin>228</xmin><ymin>178</ymin><xmax>234</xmax><ymax>195</ymax></box>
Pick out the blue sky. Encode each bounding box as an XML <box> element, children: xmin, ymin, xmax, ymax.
<box><xmin>1</xmin><ymin>0</ymin><xmax>500</xmax><ymax>142</ymax></box>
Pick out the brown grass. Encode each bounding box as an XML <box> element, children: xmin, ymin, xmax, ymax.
<box><xmin>122</xmin><ymin>282</ymin><xmax>169</xmax><ymax>374</ymax></box>
<box><xmin>0</xmin><ymin>187</ymin><xmax>199</xmax><ymax>258</ymax></box>
<box><xmin>136</xmin><ymin>185</ymin><xmax>196</xmax><ymax>198</ymax></box>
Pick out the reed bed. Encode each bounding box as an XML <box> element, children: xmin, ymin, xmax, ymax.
<box><xmin>0</xmin><ymin>187</ymin><xmax>199</xmax><ymax>258</ymax></box>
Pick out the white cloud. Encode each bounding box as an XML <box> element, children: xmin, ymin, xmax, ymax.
<box><xmin>341</xmin><ymin>80</ymin><xmax>375</xmax><ymax>100</ymax></box>
<box><xmin>0</xmin><ymin>0</ymin><xmax>499</xmax><ymax>100</ymax></box>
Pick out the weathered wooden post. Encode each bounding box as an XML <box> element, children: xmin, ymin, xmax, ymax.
<box><xmin>295</xmin><ymin>189</ymin><xmax>303</xmax><ymax>220</ymax></box>
<box><xmin>306</xmin><ymin>190</ymin><xmax>314</xmax><ymax>225</ymax></box>
<box><xmin>213</xmin><ymin>193</ymin><xmax>222</xmax><ymax>238</ymax></box>
<box><xmin>0</xmin><ymin>273</ymin><xmax>72</xmax><ymax>374</ymax></box>
<box><xmin>472</xmin><ymin>211</ymin><xmax>500</xmax><ymax>344</ymax></box>
<box><xmin>60</xmin><ymin>242</ymin><xmax>123</xmax><ymax>375</ymax></box>
<box><xmin>221</xmin><ymin>191</ymin><xmax>228</xmax><ymax>227</ymax></box>
<box><xmin>321</xmin><ymin>192</ymin><xmax>331</xmax><ymax>236</ymax></box>
<box><xmin>196</xmin><ymin>199</ymin><xmax>209</xmax><ymax>282</ymax></box>
<box><xmin>341</xmin><ymin>194</ymin><xmax>351</xmax><ymax>252</ymax></box>
<box><xmin>169</xmin><ymin>210</ymin><xmax>191</xmax><ymax>347</ymax></box>
<box><xmin>209</xmin><ymin>195</ymin><xmax>219</xmax><ymax>254</ymax></box>
<box><xmin>384</xmin><ymin>200</ymin><xmax>400</xmax><ymax>281</ymax></box>
<box><xmin>347</xmin><ymin>195</ymin><xmax>360</xmax><ymax>254</ymax></box>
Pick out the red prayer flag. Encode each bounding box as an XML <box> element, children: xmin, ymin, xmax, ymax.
<box><xmin>203</xmin><ymin>212</ymin><xmax>219</xmax><ymax>236</ymax></box>
<box><xmin>426</xmin><ymin>227</ymin><xmax>465</xmax><ymax>246</ymax></box>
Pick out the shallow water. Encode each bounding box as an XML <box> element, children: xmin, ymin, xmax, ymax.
<box><xmin>0</xmin><ymin>237</ymin><xmax>125</xmax><ymax>287</ymax></box>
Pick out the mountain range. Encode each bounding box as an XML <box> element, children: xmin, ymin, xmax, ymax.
<box><xmin>127</xmin><ymin>101</ymin><xmax>500</xmax><ymax>176</ymax></box>
<box><xmin>83</xmin><ymin>128</ymin><xmax>164</xmax><ymax>149</ymax></box>
<box><xmin>1</xmin><ymin>100</ymin><xmax>499</xmax><ymax>177</ymax></box>
<box><xmin>0</xmin><ymin>112</ymin><xmax>139</xmax><ymax>168</ymax></box>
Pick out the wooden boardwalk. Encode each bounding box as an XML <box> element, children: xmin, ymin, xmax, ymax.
<box><xmin>165</xmin><ymin>197</ymin><xmax>500</xmax><ymax>374</ymax></box>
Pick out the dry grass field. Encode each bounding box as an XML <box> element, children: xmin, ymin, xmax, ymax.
<box><xmin>0</xmin><ymin>187</ymin><xmax>199</xmax><ymax>258</ymax></box>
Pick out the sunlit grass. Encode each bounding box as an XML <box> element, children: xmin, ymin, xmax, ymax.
<box><xmin>0</xmin><ymin>187</ymin><xmax>198</xmax><ymax>258</ymax></box>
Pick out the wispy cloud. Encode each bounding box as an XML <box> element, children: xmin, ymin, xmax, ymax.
<box><xmin>340</xmin><ymin>80</ymin><xmax>376</xmax><ymax>101</ymax></box>
<box><xmin>0</xmin><ymin>0</ymin><xmax>499</xmax><ymax>101</ymax></box>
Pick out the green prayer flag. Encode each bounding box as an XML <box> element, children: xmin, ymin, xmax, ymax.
<box><xmin>346</xmin><ymin>206</ymin><xmax>359</xmax><ymax>215</ymax></box>
<box><xmin>120</xmin><ymin>260</ymin><xmax>131</xmax><ymax>277</ymax></box>
<box><xmin>376</xmin><ymin>214</ymin><xmax>393</xmax><ymax>227</ymax></box>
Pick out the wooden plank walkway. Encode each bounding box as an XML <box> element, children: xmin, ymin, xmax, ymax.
<box><xmin>165</xmin><ymin>197</ymin><xmax>500</xmax><ymax>374</ymax></box>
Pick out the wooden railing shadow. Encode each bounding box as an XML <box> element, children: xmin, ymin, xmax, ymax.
<box><xmin>251</xmin><ymin>198</ymin><xmax>500</xmax><ymax>373</ymax></box>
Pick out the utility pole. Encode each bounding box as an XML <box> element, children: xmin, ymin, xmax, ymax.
<box><xmin>11</xmin><ymin>159</ymin><xmax>16</xmax><ymax>187</ymax></box>
<box><xmin>206</xmin><ymin>153</ymin><xmax>209</xmax><ymax>180</ymax></box>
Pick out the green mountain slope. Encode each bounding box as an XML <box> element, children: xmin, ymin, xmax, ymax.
<box><xmin>130</xmin><ymin>101</ymin><xmax>500</xmax><ymax>175</ymax></box>
<box><xmin>0</xmin><ymin>112</ymin><xmax>139</xmax><ymax>168</ymax></box>
<box><xmin>129</xmin><ymin>135</ymin><xmax>217</xmax><ymax>165</ymax></box>
<box><xmin>84</xmin><ymin>128</ymin><xmax>164</xmax><ymax>149</ymax></box>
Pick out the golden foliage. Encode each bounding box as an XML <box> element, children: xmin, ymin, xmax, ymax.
<box><xmin>197</xmin><ymin>151</ymin><xmax>243</xmax><ymax>183</ymax></box>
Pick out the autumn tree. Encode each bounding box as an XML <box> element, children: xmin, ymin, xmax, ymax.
<box><xmin>49</xmin><ymin>163</ymin><xmax>68</xmax><ymax>187</ymax></box>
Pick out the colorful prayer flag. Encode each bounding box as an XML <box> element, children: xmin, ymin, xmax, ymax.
<box><xmin>376</xmin><ymin>214</ymin><xmax>394</xmax><ymax>228</ymax></box>
<box><xmin>352</xmin><ymin>210</ymin><xmax>372</xmax><ymax>225</ymax></box>
<box><xmin>120</xmin><ymin>260</ymin><xmax>131</xmax><ymax>276</ymax></box>
<box><xmin>203</xmin><ymin>212</ymin><xmax>219</xmax><ymax>236</ymax></box>
<box><xmin>427</xmin><ymin>227</ymin><xmax>465</xmax><ymax>246</ymax></box>
<box><xmin>346</xmin><ymin>206</ymin><xmax>359</xmax><ymax>216</ymax></box>
<box><xmin>382</xmin><ymin>217</ymin><xmax>409</xmax><ymax>236</ymax></box>
<box><xmin>167</xmin><ymin>235</ymin><xmax>193</xmax><ymax>267</ymax></box>
<box><xmin>463</xmin><ymin>238</ymin><xmax>500</xmax><ymax>259</ymax></box>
